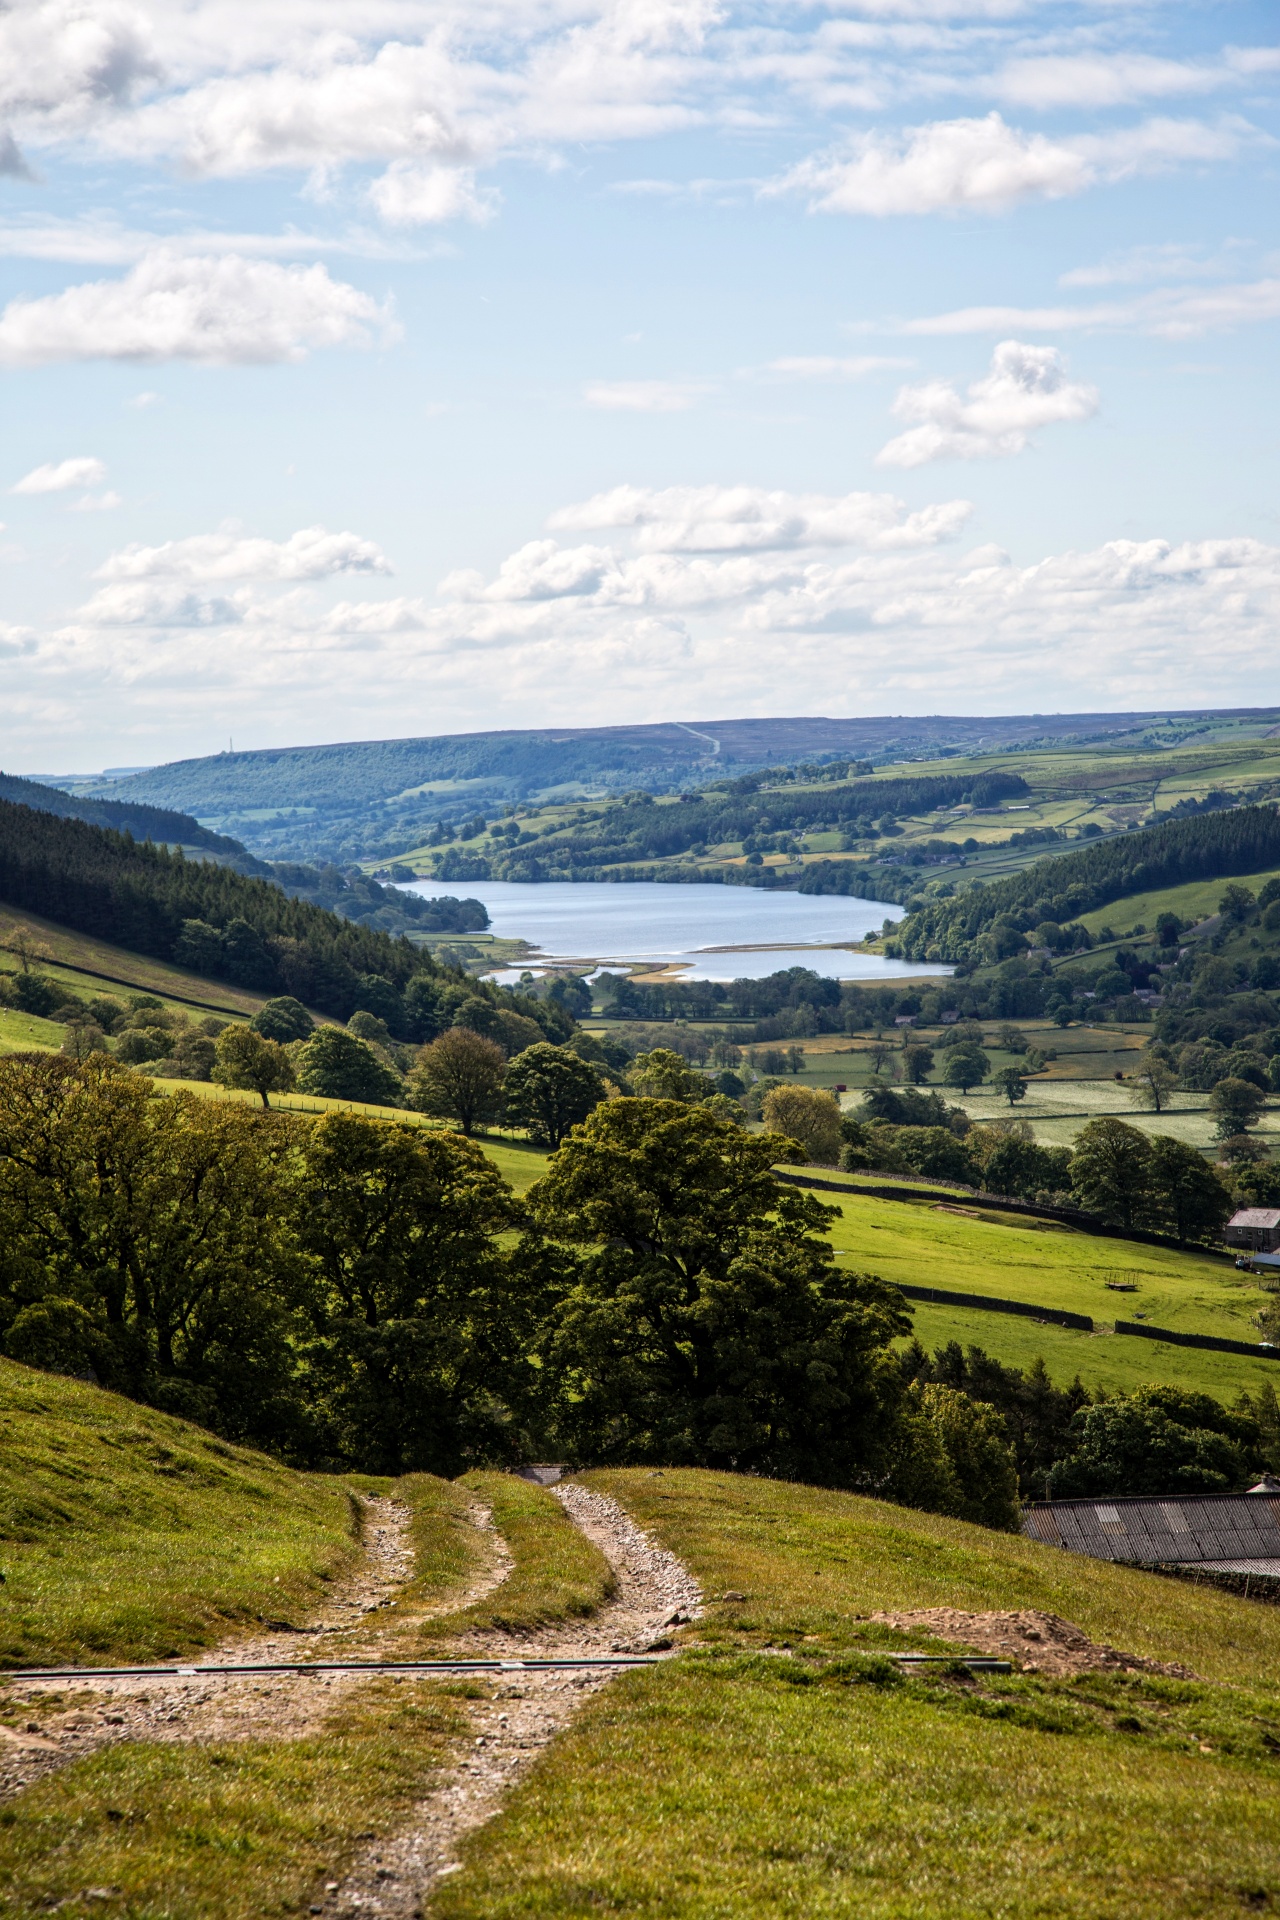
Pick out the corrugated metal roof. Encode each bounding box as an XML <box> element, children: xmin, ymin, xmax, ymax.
<box><xmin>1024</xmin><ymin>1492</ymin><xmax>1280</xmax><ymax>1565</ymax></box>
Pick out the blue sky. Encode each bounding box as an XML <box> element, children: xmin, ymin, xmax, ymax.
<box><xmin>1</xmin><ymin>0</ymin><xmax>1277</xmax><ymax>770</ymax></box>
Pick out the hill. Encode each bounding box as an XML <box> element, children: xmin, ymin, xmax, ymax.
<box><xmin>0</xmin><ymin>769</ymin><xmax>242</xmax><ymax>855</ymax></box>
<box><xmin>436</xmin><ymin>1467</ymin><xmax>1280</xmax><ymax>1920</ymax></box>
<box><xmin>0</xmin><ymin>798</ymin><xmax>450</xmax><ymax>1021</ymax></box>
<box><xmin>0</xmin><ymin>1358</ymin><xmax>363</xmax><ymax>1668</ymax></box>
<box><xmin>74</xmin><ymin>706</ymin><xmax>1280</xmax><ymax>864</ymax></box>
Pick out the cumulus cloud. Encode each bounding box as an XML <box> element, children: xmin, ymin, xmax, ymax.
<box><xmin>876</xmin><ymin>341</ymin><xmax>1098</xmax><ymax>466</ymax></box>
<box><xmin>0</xmin><ymin>251</ymin><xmax>396</xmax><ymax>366</ymax></box>
<box><xmin>69</xmin><ymin>490</ymin><xmax>123</xmax><ymax>512</ymax></box>
<box><xmin>368</xmin><ymin>162</ymin><xmax>497</xmax><ymax>226</ymax></box>
<box><xmin>12</xmin><ymin>456</ymin><xmax>106</xmax><ymax>494</ymax></box>
<box><xmin>768</xmin><ymin>112</ymin><xmax>1248</xmax><ymax>216</ymax></box>
<box><xmin>583</xmin><ymin>380</ymin><xmax>709</xmax><ymax>412</ymax></box>
<box><xmin>34</xmin><ymin>503</ymin><xmax>1280</xmax><ymax>755</ymax></box>
<box><xmin>548</xmin><ymin>484</ymin><xmax>973</xmax><ymax>552</ymax></box>
<box><xmin>991</xmin><ymin>54</ymin><xmax>1233</xmax><ymax>111</ymax></box>
<box><xmin>96</xmin><ymin>525</ymin><xmax>392</xmax><ymax>584</ymax></box>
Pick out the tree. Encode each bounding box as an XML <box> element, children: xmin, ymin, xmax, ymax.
<box><xmin>629</xmin><ymin>1048</ymin><xmax>707</xmax><ymax>1103</ymax></box>
<box><xmin>902</xmin><ymin>1043</ymin><xmax>934</xmax><ymax>1085</ymax></box>
<box><xmin>213</xmin><ymin>1025</ymin><xmax>296</xmax><ymax>1109</ymax></box>
<box><xmin>0</xmin><ymin>1054</ymin><xmax>306</xmax><ymax>1445</ymax></box>
<box><xmin>941</xmin><ymin>1045</ymin><xmax>988</xmax><ymax>1094</ymax></box>
<box><xmin>909</xmin><ymin>1382</ymin><xmax>1021</xmax><ymax>1531</ymax></box>
<box><xmin>250</xmin><ymin>996</ymin><xmax>315</xmax><ymax>1043</ymax></box>
<box><xmin>1219</xmin><ymin>884</ymin><xmax>1256</xmax><ymax>925</ymax></box>
<box><xmin>1209</xmin><ymin>1076</ymin><xmax>1266</xmax><ymax>1140</ymax></box>
<box><xmin>1047</xmin><ymin>1389</ymin><xmax>1253</xmax><ymax>1498</ymax></box>
<box><xmin>503</xmin><ymin>1043</ymin><xmax>605</xmax><ymax>1147</ymax></box>
<box><xmin>526</xmin><ymin>1099</ymin><xmax>910</xmax><ymax>1483</ymax></box>
<box><xmin>1069</xmin><ymin>1117</ymin><xmax>1153</xmax><ymax>1230</ymax></box>
<box><xmin>292</xmin><ymin>1114</ymin><xmax>526</xmax><ymax>1474</ymax></box>
<box><xmin>761</xmin><ymin>1084</ymin><xmax>844</xmax><ymax>1166</ymax></box>
<box><xmin>1145</xmin><ymin>1136</ymin><xmax>1233</xmax><ymax>1246</ymax></box>
<box><xmin>1128</xmin><ymin>1056</ymin><xmax>1178</xmax><ymax>1114</ymax></box>
<box><xmin>991</xmin><ymin>1066</ymin><xmax>1028</xmax><ymax>1107</ymax></box>
<box><xmin>981</xmin><ymin>1134</ymin><xmax>1070</xmax><ymax>1201</ymax></box>
<box><xmin>297</xmin><ymin>1028</ymin><xmax>405</xmax><ymax>1107</ymax></box>
<box><xmin>407</xmin><ymin>1026</ymin><xmax>506</xmax><ymax>1134</ymax></box>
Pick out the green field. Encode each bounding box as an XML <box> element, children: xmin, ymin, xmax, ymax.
<box><xmin>0</xmin><ymin>1360</ymin><xmax>363</xmax><ymax>1669</ymax></box>
<box><xmin>824</xmin><ymin>1187</ymin><xmax>1277</xmax><ymax>1397</ymax></box>
<box><xmin>431</xmin><ymin>1469</ymin><xmax>1280</xmax><ymax>1920</ymax></box>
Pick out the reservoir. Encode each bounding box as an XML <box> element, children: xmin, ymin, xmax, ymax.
<box><xmin>401</xmin><ymin>878</ymin><xmax>950</xmax><ymax>983</ymax></box>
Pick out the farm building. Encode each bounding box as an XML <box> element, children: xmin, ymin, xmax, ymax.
<box><xmin>1024</xmin><ymin>1485</ymin><xmax>1280</xmax><ymax>1586</ymax></box>
<box><xmin>1225</xmin><ymin>1208</ymin><xmax>1280</xmax><ymax>1253</ymax></box>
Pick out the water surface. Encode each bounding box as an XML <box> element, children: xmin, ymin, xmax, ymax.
<box><xmin>402</xmin><ymin>879</ymin><xmax>949</xmax><ymax>983</ymax></box>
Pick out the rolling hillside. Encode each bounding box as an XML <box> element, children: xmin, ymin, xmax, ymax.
<box><xmin>72</xmin><ymin>706</ymin><xmax>1280</xmax><ymax>865</ymax></box>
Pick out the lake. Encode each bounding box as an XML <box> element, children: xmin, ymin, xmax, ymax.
<box><xmin>400</xmin><ymin>879</ymin><xmax>950</xmax><ymax>983</ymax></box>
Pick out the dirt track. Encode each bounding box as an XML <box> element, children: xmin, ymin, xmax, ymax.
<box><xmin>0</xmin><ymin>1481</ymin><xmax>702</xmax><ymax>1916</ymax></box>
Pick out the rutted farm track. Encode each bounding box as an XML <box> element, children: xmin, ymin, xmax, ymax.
<box><xmin>0</xmin><ymin>1483</ymin><xmax>702</xmax><ymax>1916</ymax></box>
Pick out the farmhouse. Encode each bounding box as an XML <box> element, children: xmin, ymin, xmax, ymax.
<box><xmin>1225</xmin><ymin>1208</ymin><xmax>1280</xmax><ymax>1253</ymax></box>
<box><xmin>1024</xmin><ymin>1487</ymin><xmax>1280</xmax><ymax>1587</ymax></box>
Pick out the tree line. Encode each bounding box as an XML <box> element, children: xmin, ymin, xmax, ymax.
<box><xmin>432</xmin><ymin>768</ymin><xmax>1029</xmax><ymax>885</ymax></box>
<box><xmin>895</xmin><ymin>805</ymin><xmax>1280</xmax><ymax>964</ymax></box>
<box><xmin>0</xmin><ymin>770</ymin><xmax>241</xmax><ymax>853</ymax></box>
<box><xmin>4</xmin><ymin>1054</ymin><xmax>1276</xmax><ymax>1522</ymax></box>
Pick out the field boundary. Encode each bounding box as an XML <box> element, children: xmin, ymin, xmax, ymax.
<box><xmin>896</xmin><ymin>1282</ymin><xmax>1094</xmax><ymax>1332</ymax></box>
<box><xmin>1113</xmin><ymin>1319</ymin><xmax>1280</xmax><ymax>1361</ymax></box>
<box><xmin>775</xmin><ymin>1170</ymin><xmax>1233</xmax><ymax>1260</ymax></box>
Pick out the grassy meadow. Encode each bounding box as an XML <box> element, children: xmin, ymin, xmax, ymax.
<box><xmin>429</xmin><ymin>1468</ymin><xmax>1280</xmax><ymax>1920</ymax></box>
<box><xmin>0</xmin><ymin>1360</ymin><xmax>368</xmax><ymax>1669</ymax></box>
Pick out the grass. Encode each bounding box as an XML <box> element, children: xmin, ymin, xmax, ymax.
<box><xmin>414</xmin><ymin>1472</ymin><xmax>614</xmax><ymax>1642</ymax></box>
<box><xmin>826</xmin><ymin>1188</ymin><xmax>1268</xmax><ymax>1339</ymax></box>
<box><xmin>903</xmin><ymin>1298</ymin><xmax>1280</xmax><ymax>1402</ymax></box>
<box><xmin>0</xmin><ymin>1360</ymin><xmax>364</xmax><ymax>1669</ymax></box>
<box><xmin>1071</xmin><ymin>864</ymin><xmax>1280</xmax><ymax>936</ymax></box>
<box><xmin>0</xmin><ymin>1679</ymin><xmax>470</xmax><ymax>1920</ymax></box>
<box><xmin>426</xmin><ymin>1469</ymin><xmax>1280</xmax><ymax>1920</ymax></box>
<box><xmin>432</xmin><ymin>1659</ymin><xmax>1280</xmax><ymax>1920</ymax></box>
<box><xmin>0</xmin><ymin>906</ymin><xmax>267</xmax><ymax>1020</ymax></box>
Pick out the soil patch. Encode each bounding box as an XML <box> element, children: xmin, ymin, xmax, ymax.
<box><xmin>870</xmin><ymin>1607</ymin><xmax>1197</xmax><ymax>1678</ymax></box>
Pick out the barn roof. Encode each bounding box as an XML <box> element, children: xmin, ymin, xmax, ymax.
<box><xmin>1023</xmin><ymin>1491</ymin><xmax>1280</xmax><ymax>1566</ymax></box>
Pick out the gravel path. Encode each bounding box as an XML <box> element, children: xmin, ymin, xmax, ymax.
<box><xmin>0</xmin><ymin>1480</ymin><xmax>702</xmax><ymax>1918</ymax></box>
<box><xmin>0</xmin><ymin>1493</ymin><xmax>508</xmax><ymax>1802</ymax></box>
<box><xmin>315</xmin><ymin>1483</ymin><xmax>701</xmax><ymax>1918</ymax></box>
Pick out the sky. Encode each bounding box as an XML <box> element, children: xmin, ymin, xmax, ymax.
<box><xmin>1</xmin><ymin>0</ymin><xmax>1278</xmax><ymax>772</ymax></box>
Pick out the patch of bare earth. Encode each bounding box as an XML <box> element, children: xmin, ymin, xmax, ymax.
<box><xmin>869</xmin><ymin>1607</ymin><xmax>1196</xmax><ymax>1679</ymax></box>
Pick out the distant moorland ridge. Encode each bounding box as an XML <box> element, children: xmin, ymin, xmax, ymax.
<box><xmin>69</xmin><ymin>707</ymin><xmax>1280</xmax><ymax>866</ymax></box>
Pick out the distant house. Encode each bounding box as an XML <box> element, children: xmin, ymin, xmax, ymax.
<box><xmin>1225</xmin><ymin>1208</ymin><xmax>1280</xmax><ymax>1253</ymax></box>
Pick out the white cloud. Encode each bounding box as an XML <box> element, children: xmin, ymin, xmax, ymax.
<box><xmin>12</xmin><ymin>455</ymin><xmax>106</xmax><ymax>494</ymax></box>
<box><xmin>33</xmin><ymin>503</ymin><xmax>1280</xmax><ymax>750</ymax></box>
<box><xmin>876</xmin><ymin>340</ymin><xmax>1098</xmax><ymax>466</ymax></box>
<box><xmin>547</xmin><ymin>484</ymin><xmax>973</xmax><ymax>551</ymax></box>
<box><xmin>69</xmin><ymin>490</ymin><xmax>124</xmax><ymax>512</ymax></box>
<box><xmin>902</xmin><ymin>278</ymin><xmax>1280</xmax><ymax>339</ymax></box>
<box><xmin>368</xmin><ymin>161</ymin><xmax>497</xmax><ymax>226</ymax></box>
<box><xmin>583</xmin><ymin>379</ymin><xmax>709</xmax><ymax>412</ymax></box>
<box><xmin>128</xmin><ymin>389</ymin><xmax>160</xmax><ymax>407</ymax></box>
<box><xmin>0</xmin><ymin>251</ymin><xmax>396</xmax><ymax>366</ymax></box>
<box><xmin>768</xmin><ymin>112</ymin><xmax>1250</xmax><ymax>217</ymax></box>
<box><xmin>991</xmin><ymin>54</ymin><xmax>1232</xmax><ymax>111</ymax></box>
<box><xmin>96</xmin><ymin>525</ymin><xmax>392</xmax><ymax>583</ymax></box>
